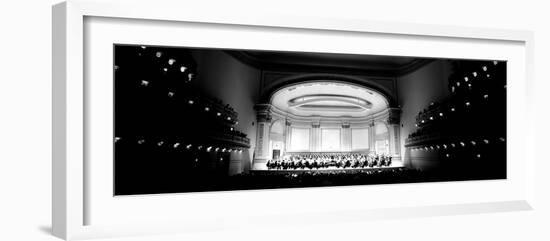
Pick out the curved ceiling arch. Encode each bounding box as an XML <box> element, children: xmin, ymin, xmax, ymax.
<box><xmin>270</xmin><ymin>81</ymin><xmax>389</xmax><ymax>118</ymax></box>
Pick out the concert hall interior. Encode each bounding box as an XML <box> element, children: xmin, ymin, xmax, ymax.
<box><xmin>113</xmin><ymin>44</ymin><xmax>507</xmax><ymax>195</ymax></box>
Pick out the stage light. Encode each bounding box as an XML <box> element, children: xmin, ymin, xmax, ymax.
<box><xmin>482</xmin><ymin>66</ymin><xmax>488</xmax><ymax>71</ymax></box>
<box><xmin>429</xmin><ymin>116</ymin><xmax>433</xmax><ymax>120</ymax></box>
<box><xmin>446</xmin><ymin>154</ymin><xmax>450</xmax><ymax>158</ymax></box>
<box><xmin>439</xmin><ymin>112</ymin><xmax>443</xmax><ymax>116</ymax></box>
<box><xmin>415</xmin><ymin>124</ymin><xmax>418</xmax><ymax>127</ymax></box>
<box><xmin>167</xmin><ymin>91</ymin><xmax>174</xmax><ymax>97</ymax></box>
<box><xmin>180</xmin><ymin>66</ymin><xmax>187</xmax><ymax>72</ymax></box>
<box><xmin>436</xmin><ymin>145</ymin><xmax>440</xmax><ymax>149</ymax></box>
<box><xmin>476</xmin><ymin>154</ymin><xmax>481</xmax><ymax>158</ymax></box>
<box><xmin>141</xmin><ymin>46</ymin><xmax>146</xmax><ymax>49</ymax></box>
<box><xmin>471</xmin><ymin>141</ymin><xmax>476</xmax><ymax>146</ymax></box>
<box><xmin>215</xmin><ymin>147</ymin><xmax>220</xmax><ymax>152</ymax></box>
<box><xmin>206</xmin><ymin>146</ymin><xmax>212</xmax><ymax>152</ymax></box>
<box><xmin>235</xmin><ymin>121</ymin><xmax>239</xmax><ymax>125</ymax></box>
<box><xmin>198</xmin><ymin>146</ymin><xmax>203</xmax><ymax>150</ymax></box>
<box><xmin>188</xmin><ymin>100</ymin><xmax>194</xmax><ymax>105</ymax></box>
<box><xmin>156</xmin><ymin>51</ymin><xmax>162</xmax><ymax>58</ymax></box>
<box><xmin>499</xmin><ymin>137</ymin><xmax>506</xmax><ymax>142</ymax></box>
<box><xmin>468</xmin><ymin>84</ymin><xmax>472</xmax><ymax>87</ymax></box>
<box><xmin>204</xmin><ymin>107</ymin><xmax>210</xmax><ymax>111</ymax></box>
<box><xmin>451</xmin><ymin>107</ymin><xmax>455</xmax><ymax>112</ymax></box>
<box><xmin>460</xmin><ymin>142</ymin><xmax>465</xmax><ymax>147</ymax></box>
<box><xmin>186</xmin><ymin>144</ymin><xmax>192</xmax><ymax>149</ymax></box>
<box><xmin>483</xmin><ymin>139</ymin><xmax>489</xmax><ymax>144</ymax></box>
<box><xmin>464</xmin><ymin>77</ymin><xmax>469</xmax><ymax>82</ymax></box>
<box><xmin>157</xmin><ymin>141</ymin><xmax>164</xmax><ymax>146</ymax></box>
<box><xmin>188</xmin><ymin>73</ymin><xmax>194</xmax><ymax>81</ymax></box>
<box><xmin>493</xmin><ymin>61</ymin><xmax>498</xmax><ymax>65</ymax></box>
<box><xmin>465</xmin><ymin>102</ymin><xmax>470</xmax><ymax>106</ymax></box>
<box><xmin>239</xmin><ymin>150</ymin><xmax>243</xmax><ymax>153</ymax></box>
<box><xmin>421</xmin><ymin>120</ymin><xmax>425</xmax><ymax>123</ymax></box>
<box><xmin>230</xmin><ymin>127</ymin><xmax>234</xmax><ymax>131</ymax></box>
<box><xmin>487</xmin><ymin>74</ymin><xmax>491</xmax><ymax>78</ymax></box>
<box><xmin>195</xmin><ymin>158</ymin><xmax>199</xmax><ymax>162</ymax></box>
<box><xmin>451</xmin><ymin>143</ymin><xmax>456</xmax><ymax>148</ymax></box>
<box><xmin>173</xmin><ymin>143</ymin><xmax>180</xmax><ymax>148</ymax></box>
<box><xmin>140</xmin><ymin>80</ymin><xmax>149</xmax><ymax>86</ymax></box>
<box><xmin>227</xmin><ymin>117</ymin><xmax>231</xmax><ymax>121</ymax></box>
<box><xmin>473</xmin><ymin>72</ymin><xmax>477</xmax><ymax>77</ymax></box>
<box><xmin>456</xmin><ymin>82</ymin><xmax>461</xmax><ymax>87</ymax></box>
<box><xmin>137</xmin><ymin>139</ymin><xmax>145</xmax><ymax>144</ymax></box>
<box><xmin>217</xmin><ymin>112</ymin><xmax>221</xmax><ymax>116</ymax></box>
<box><xmin>484</xmin><ymin>94</ymin><xmax>488</xmax><ymax>99</ymax></box>
<box><xmin>163</xmin><ymin>67</ymin><xmax>168</xmax><ymax>72</ymax></box>
<box><xmin>168</xmin><ymin>58</ymin><xmax>176</xmax><ymax>65</ymax></box>
<box><xmin>443</xmin><ymin>144</ymin><xmax>447</xmax><ymax>149</ymax></box>
<box><xmin>222</xmin><ymin>148</ymin><xmax>226</xmax><ymax>152</ymax></box>
<box><xmin>114</xmin><ymin>137</ymin><xmax>121</xmax><ymax>143</ymax></box>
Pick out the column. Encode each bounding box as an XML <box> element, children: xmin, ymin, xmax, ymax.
<box><xmin>310</xmin><ymin>122</ymin><xmax>321</xmax><ymax>152</ymax></box>
<box><xmin>387</xmin><ymin>108</ymin><xmax>402</xmax><ymax>161</ymax></box>
<box><xmin>284</xmin><ymin>119</ymin><xmax>292</xmax><ymax>155</ymax></box>
<box><xmin>341</xmin><ymin>123</ymin><xmax>351</xmax><ymax>152</ymax></box>
<box><xmin>368</xmin><ymin>121</ymin><xmax>375</xmax><ymax>152</ymax></box>
<box><xmin>252</xmin><ymin>104</ymin><xmax>272</xmax><ymax>170</ymax></box>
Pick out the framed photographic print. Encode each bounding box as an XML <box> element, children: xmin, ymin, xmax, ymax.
<box><xmin>53</xmin><ymin>0</ymin><xmax>535</xmax><ymax>240</ymax></box>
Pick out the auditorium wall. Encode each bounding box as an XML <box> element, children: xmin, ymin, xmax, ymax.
<box><xmin>191</xmin><ymin>50</ymin><xmax>261</xmax><ymax>174</ymax></box>
<box><xmin>397</xmin><ymin>60</ymin><xmax>452</xmax><ymax>169</ymax></box>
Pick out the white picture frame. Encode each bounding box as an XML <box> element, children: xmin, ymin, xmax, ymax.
<box><xmin>52</xmin><ymin>0</ymin><xmax>535</xmax><ymax>240</ymax></box>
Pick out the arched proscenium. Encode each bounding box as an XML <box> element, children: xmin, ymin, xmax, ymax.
<box><xmin>261</xmin><ymin>73</ymin><xmax>397</xmax><ymax>108</ymax></box>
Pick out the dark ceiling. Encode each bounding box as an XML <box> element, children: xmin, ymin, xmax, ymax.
<box><xmin>226</xmin><ymin>50</ymin><xmax>433</xmax><ymax>77</ymax></box>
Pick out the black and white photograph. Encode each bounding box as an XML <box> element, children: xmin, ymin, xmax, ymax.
<box><xmin>113</xmin><ymin>44</ymin><xmax>506</xmax><ymax>195</ymax></box>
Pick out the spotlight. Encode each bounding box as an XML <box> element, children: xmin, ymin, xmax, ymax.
<box><xmin>465</xmin><ymin>102</ymin><xmax>470</xmax><ymax>106</ymax></box>
<box><xmin>186</xmin><ymin>144</ymin><xmax>192</xmax><ymax>149</ymax></box>
<box><xmin>499</xmin><ymin>137</ymin><xmax>506</xmax><ymax>142</ymax></box>
<box><xmin>483</xmin><ymin>139</ymin><xmax>489</xmax><ymax>144</ymax></box>
<box><xmin>443</xmin><ymin>144</ymin><xmax>447</xmax><ymax>149</ymax></box>
<box><xmin>493</xmin><ymin>61</ymin><xmax>498</xmax><ymax>65</ymax></box>
<box><xmin>206</xmin><ymin>146</ymin><xmax>212</xmax><ymax>152</ymax></box>
<box><xmin>180</xmin><ymin>66</ymin><xmax>187</xmax><ymax>72</ymax></box>
<box><xmin>468</xmin><ymin>84</ymin><xmax>472</xmax><ymax>87</ymax></box>
<box><xmin>487</xmin><ymin>74</ymin><xmax>491</xmax><ymax>78</ymax></box>
<box><xmin>227</xmin><ymin>117</ymin><xmax>231</xmax><ymax>121</ymax></box>
<box><xmin>198</xmin><ymin>145</ymin><xmax>203</xmax><ymax>150</ymax></box>
<box><xmin>188</xmin><ymin>73</ymin><xmax>194</xmax><ymax>81</ymax></box>
<box><xmin>436</xmin><ymin>145</ymin><xmax>440</xmax><ymax>149</ymax></box>
<box><xmin>464</xmin><ymin>77</ymin><xmax>469</xmax><ymax>82</ymax></box>
<box><xmin>137</xmin><ymin>139</ymin><xmax>145</xmax><ymax>144</ymax></box>
<box><xmin>156</xmin><ymin>51</ymin><xmax>162</xmax><ymax>58</ymax></box>
<box><xmin>439</xmin><ymin>113</ymin><xmax>443</xmax><ymax>116</ymax></box>
<box><xmin>482</xmin><ymin>66</ymin><xmax>487</xmax><ymax>71</ymax></box>
<box><xmin>140</xmin><ymin>80</ymin><xmax>149</xmax><ymax>86</ymax></box>
<box><xmin>188</xmin><ymin>100</ymin><xmax>194</xmax><ymax>105</ymax></box>
<box><xmin>446</xmin><ymin>154</ymin><xmax>450</xmax><ymax>158</ymax></box>
<box><xmin>460</xmin><ymin>142</ymin><xmax>465</xmax><ymax>147</ymax></box>
<box><xmin>168</xmin><ymin>58</ymin><xmax>176</xmax><ymax>65</ymax></box>
<box><xmin>456</xmin><ymin>82</ymin><xmax>461</xmax><ymax>87</ymax></box>
<box><xmin>476</xmin><ymin>154</ymin><xmax>481</xmax><ymax>158</ymax></box>
<box><xmin>173</xmin><ymin>143</ymin><xmax>180</xmax><ymax>148</ymax></box>
<box><xmin>471</xmin><ymin>141</ymin><xmax>476</xmax><ymax>146</ymax></box>
<box><xmin>222</xmin><ymin>148</ymin><xmax>226</xmax><ymax>152</ymax></box>
<box><xmin>141</xmin><ymin>46</ymin><xmax>146</xmax><ymax>49</ymax></box>
<box><xmin>451</xmin><ymin>107</ymin><xmax>455</xmax><ymax>112</ymax></box>
<box><xmin>421</xmin><ymin>120</ymin><xmax>425</xmax><ymax>123</ymax></box>
<box><xmin>484</xmin><ymin>94</ymin><xmax>488</xmax><ymax>99</ymax></box>
<box><xmin>167</xmin><ymin>91</ymin><xmax>175</xmax><ymax>97</ymax></box>
<box><xmin>235</xmin><ymin>121</ymin><xmax>239</xmax><ymax>125</ymax></box>
<box><xmin>163</xmin><ymin>67</ymin><xmax>168</xmax><ymax>72</ymax></box>
<box><xmin>451</xmin><ymin>143</ymin><xmax>456</xmax><ymax>148</ymax></box>
<box><xmin>217</xmin><ymin>112</ymin><xmax>221</xmax><ymax>116</ymax></box>
<box><xmin>230</xmin><ymin>127</ymin><xmax>234</xmax><ymax>131</ymax></box>
<box><xmin>429</xmin><ymin>116</ymin><xmax>433</xmax><ymax>120</ymax></box>
<box><xmin>204</xmin><ymin>107</ymin><xmax>210</xmax><ymax>111</ymax></box>
<box><xmin>239</xmin><ymin>150</ymin><xmax>243</xmax><ymax>153</ymax></box>
<box><xmin>114</xmin><ymin>137</ymin><xmax>121</xmax><ymax>143</ymax></box>
<box><xmin>473</xmin><ymin>72</ymin><xmax>477</xmax><ymax>77</ymax></box>
<box><xmin>157</xmin><ymin>141</ymin><xmax>164</xmax><ymax>146</ymax></box>
<box><xmin>215</xmin><ymin>147</ymin><xmax>220</xmax><ymax>152</ymax></box>
<box><xmin>415</xmin><ymin>124</ymin><xmax>418</xmax><ymax>127</ymax></box>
